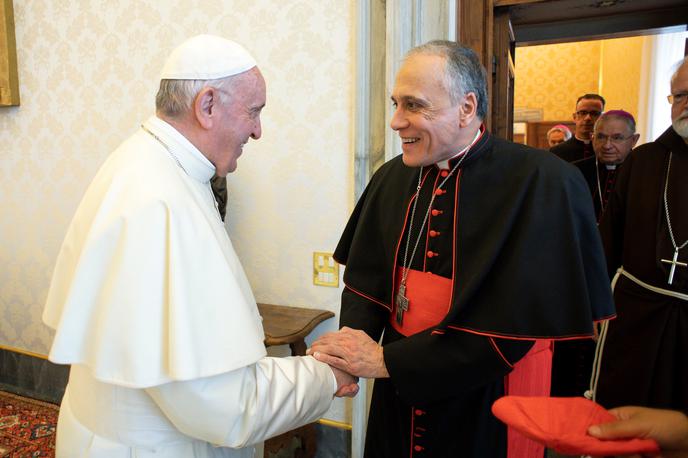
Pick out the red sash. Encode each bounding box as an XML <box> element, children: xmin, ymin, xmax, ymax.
<box><xmin>505</xmin><ymin>340</ymin><xmax>553</xmax><ymax>458</ymax></box>
<box><xmin>391</xmin><ymin>267</ymin><xmax>452</xmax><ymax>336</ymax></box>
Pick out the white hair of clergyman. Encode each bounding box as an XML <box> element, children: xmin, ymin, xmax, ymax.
<box><xmin>670</xmin><ymin>56</ymin><xmax>688</xmax><ymax>139</ymax></box>
<box><xmin>670</xmin><ymin>55</ymin><xmax>688</xmax><ymax>86</ymax></box>
<box><xmin>547</xmin><ymin>125</ymin><xmax>572</xmax><ymax>140</ymax></box>
<box><xmin>155</xmin><ymin>76</ymin><xmax>241</xmax><ymax>118</ymax></box>
<box><xmin>406</xmin><ymin>40</ymin><xmax>488</xmax><ymax>121</ymax></box>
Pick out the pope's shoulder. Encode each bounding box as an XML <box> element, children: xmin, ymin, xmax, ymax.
<box><xmin>105</xmin><ymin>130</ymin><xmax>180</xmax><ymax>184</ymax></box>
<box><xmin>83</xmin><ymin>130</ymin><xmax>193</xmax><ymax>216</ymax></box>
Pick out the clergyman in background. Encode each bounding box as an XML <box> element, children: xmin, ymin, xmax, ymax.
<box><xmin>550</xmin><ymin>93</ymin><xmax>605</xmax><ymax>162</ymax></box>
<box><xmin>211</xmin><ymin>175</ymin><xmax>228</xmax><ymax>221</ymax></box>
<box><xmin>546</xmin><ymin>124</ymin><xmax>572</xmax><ymax>147</ymax></box>
<box><xmin>550</xmin><ymin>110</ymin><xmax>639</xmax><ymax>402</ymax></box>
<box><xmin>574</xmin><ymin>109</ymin><xmax>639</xmax><ymax>221</ymax></box>
<box><xmin>593</xmin><ymin>56</ymin><xmax>688</xmax><ymax>416</ymax></box>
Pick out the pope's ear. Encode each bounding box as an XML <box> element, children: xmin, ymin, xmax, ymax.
<box><xmin>193</xmin><ymin>87</ymin><xmax>216</xmax><ymax>130</ymax></box>
<box><xmin>458</xmin><ymin>92</ymin><xmax>478</xmax><ymax>127</ymax></box>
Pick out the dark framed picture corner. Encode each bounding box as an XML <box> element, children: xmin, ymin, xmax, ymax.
<box><xmin>1</xmin><ymin>0</ymin><xmax>19</xmax><ymax>106</ymax></box>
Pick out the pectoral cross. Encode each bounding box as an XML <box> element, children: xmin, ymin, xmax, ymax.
<box><xmin>396</xmin><ymin>284</ymin><xmax>409</xmax><ymax>325</ymax></box>
<box><xmin>661</xmin><ymin>248</ymin><xmax>687</xmax><ymax>285</ymax></box>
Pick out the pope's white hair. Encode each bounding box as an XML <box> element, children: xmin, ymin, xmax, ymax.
<box><xmin>155</xmin><ymin>75</ymin><xmax>239</xmax><ymax>118</ymax></box>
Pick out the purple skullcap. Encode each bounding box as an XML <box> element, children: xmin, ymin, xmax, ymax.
<box><xmin>551</xmin><ymin>124</ymin><xmax>572</xmax><ymax>133</ymax></box>
<box><xmin>600</xmin><ymin>110</ymin><xmax>635</xmax><ymax>125</ymax></box>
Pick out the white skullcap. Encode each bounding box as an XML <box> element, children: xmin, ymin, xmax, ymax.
<box><xmin>160</xmin><ymin>34</ymin><xmax>256</xmax><ymax>80</ymax></box>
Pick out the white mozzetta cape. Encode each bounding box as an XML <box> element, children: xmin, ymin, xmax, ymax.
<box><xmin>43</xmin><ymin>116</ymin><xmax>267</xmax><ymax>387</ymax></box>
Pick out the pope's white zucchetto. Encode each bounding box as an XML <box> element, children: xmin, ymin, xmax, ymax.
<box><xmin>160</xmin><ymin>34</ymin><xmax>256</xmax><ymax>81</ymax></box>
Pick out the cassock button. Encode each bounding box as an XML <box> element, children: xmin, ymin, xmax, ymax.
<box><xmin>434</xmin><ymin>189</ymin><xmax>446</xmax><ymax>196</ymax></box>
<box><xmin>415</xmin><ymin>409</ymin><xmax>425</xmax><ymax>416</ymax></box>
<box><xmin>414</xmin><ymin>445</ymin><xmax>424</xmax><ymax>452</ymax></box>
<box><xmin>429</xmin><ymin>230</ymin><xmax>440</xmax><ymax>237</ymax></box>
<box><xmin>427</xmin><ymin>251</ymin><xmax>438</xmax><ymax>258</ymax></box>
<box><xmin>440</xmin><ymin>170</ymin><xmax>449</xmax><ymax>177</ymax></box>
<box><xmin>431</xmin><ymin>209</ymin><xmax>443</xmax><ymax>216</ymax></box>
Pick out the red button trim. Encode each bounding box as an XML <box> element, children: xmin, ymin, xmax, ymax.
<box><xmin>426</xmin><ymin>251</ymin><xmax>438</xmax><ymax>258</ymax></box>
<box><xmin>429</xmin><ymin>230</ymin><xmax>440</xmax><ymax>237</ymax></box>
<box><xmin>434</xmin><ymin>188</ymin><xmax>446</xmax><ymax>196</ymax></box>
<box><xmin>415</xmin><ymin>409</ymin><xmax>425</xmax><ymax>416</ymax></box>
<box><xmin>440</xmin><ymin>170</ymin><xmax>449</xmax><ymax>177</ymax></box>
<box><xmin>414</xmin><ymin>445</ymin><xmax>424</xmax><ymax>452</ymax></box>
<box><xmin>431</xmin><ymin>209</ymin><xmax>443</xmax><ymax>216</ymax></box>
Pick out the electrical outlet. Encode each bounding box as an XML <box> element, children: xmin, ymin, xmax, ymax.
<box><xmin>313</xmin><ymin>252</ymin><xmax>339</xmax><ymax>287</ymax></box>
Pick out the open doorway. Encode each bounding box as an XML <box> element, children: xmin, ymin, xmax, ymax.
<box><xmin>513</xmin><ymin>31</ymin><xmax>688</xmax><ymax>149</ymax></box>
<box><xmin>488</xmin><ymin>0</ymin><xmax>688</xmax><ymax>141</ymax></box>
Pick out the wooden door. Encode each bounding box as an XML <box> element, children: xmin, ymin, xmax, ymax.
<box><xmin>492</xmin><ymin>7</ymin><xmax>515</xmax><ymax>140</ymax></box>
<box><xmin>456</xmin><ymin>0</ymin><xmax>688</xmax><ymax>141</ymax></box>
<box><xmin>456</xmin><ymin>0</ymin><xmax>494</xmax><ymax>128</ymax></box>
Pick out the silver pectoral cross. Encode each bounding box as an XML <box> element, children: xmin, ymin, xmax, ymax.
<box><xmin>661</xmin><ymin>249</ymin><xmax>687</xmax><ymax>285</ymax></box>
<box><xmin>396</xmin><ymin>283</ymin><xmax>409</xmax><ymax>325</ymax></box>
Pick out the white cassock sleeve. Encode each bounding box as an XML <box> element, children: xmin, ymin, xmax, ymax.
<box><xmin>145</xmin><ymin>355</ymin><xmax>337</xmax><ymax>448</ymax></box>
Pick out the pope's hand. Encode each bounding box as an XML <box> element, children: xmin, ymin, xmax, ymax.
<box><xmin>330</xmin><ymin>365</ymin><xmax>359</xmax><ymax>398</ymax></box>
<box><xmin>308</xmin><ymin>327</ymin><xmax>389</xmax><ymax>379</ymax></box>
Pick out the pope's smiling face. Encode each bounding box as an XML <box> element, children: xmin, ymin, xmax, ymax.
<box><xmin>211</xmin><ymin>68</ymin><xmax>266</xmax><ymax>176</ymax></box>
<box><xmin>390</xmin><ymin>54</ymin><xmax>465</xmax><ymax>167</ymax></box>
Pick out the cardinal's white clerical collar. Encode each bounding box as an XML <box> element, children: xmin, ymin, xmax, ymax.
<box><xmin>437</xmin><ymin>128</ymin><xmax>482</xmax><ymax>170</ymax></box>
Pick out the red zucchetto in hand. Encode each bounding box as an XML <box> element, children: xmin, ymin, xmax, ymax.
<box><xmin>492</xmin><ymin>396</ymin><xmax>660</xmax><ymax>456</ymax></box>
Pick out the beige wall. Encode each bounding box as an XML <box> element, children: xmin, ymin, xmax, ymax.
<box><xmin>0</xmin><ymin>1</ymin><xmax>355</xmax><ymax>421</ymax></box>
<box><xmin>515</xmin><ymin>37</ymin><xmax>647</xmax><ymax>122</ymax></box>
<box><xmin>599</xmin><ymin>36</ymin><xmax>645</xmax><ymax>120</ymax></box>
<box><xmin>515</xmin><ymin>41</ymin><xmax>601</xmax><ymax>121</ymax></box>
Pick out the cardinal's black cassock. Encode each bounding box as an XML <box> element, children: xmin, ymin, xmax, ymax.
<box><xmin>335</xmin><ymin>129</ymin><xmax>615</xmax><ymax>458</ymax></box>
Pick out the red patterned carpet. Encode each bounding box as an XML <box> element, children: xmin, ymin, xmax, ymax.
<box><xmin>0</xmin><ymin>391</ymin><xmax>57</xmax><ymax>457</ymax></box>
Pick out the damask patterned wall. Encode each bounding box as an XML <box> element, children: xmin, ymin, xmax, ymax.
<box><xmin>515</xmin><ymin>41</ymin><xmax>602</xmax><ymax>121</ymax></box>
<box><xmin>0</xmin><ymin>1</ymin><xmax>354</xmax><ymax>421</ymax></box>
<box><xmin>515</xmin><ymin>37</ymin><xmax>646</xmax><ymax>122</ymax></box>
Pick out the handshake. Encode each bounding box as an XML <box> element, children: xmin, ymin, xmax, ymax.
<box><xmin>308</xmin><ymin>327</ymin><xmax>390</xmax><ymax>398</ymax></box>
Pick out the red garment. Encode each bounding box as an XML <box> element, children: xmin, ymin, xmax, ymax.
<box><xmin>492</xmin><ymin>396</ymin><xmax>660</xmax><ymax>456</ymax></box>
<box><xmin>391</xmin><ymin>267</ymin><xmax>452</xmax><ymax>336</ymax></box>
<box><xmin>504</xmin><ymin>342</ymin><xmax>553</xmax><ymax>458</ymax></box>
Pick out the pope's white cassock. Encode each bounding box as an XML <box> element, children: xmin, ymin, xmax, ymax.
<box><xmin>42</xmin><ymin>115</ymin><xmax>336</xmax><ymax>457</ymax></box>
